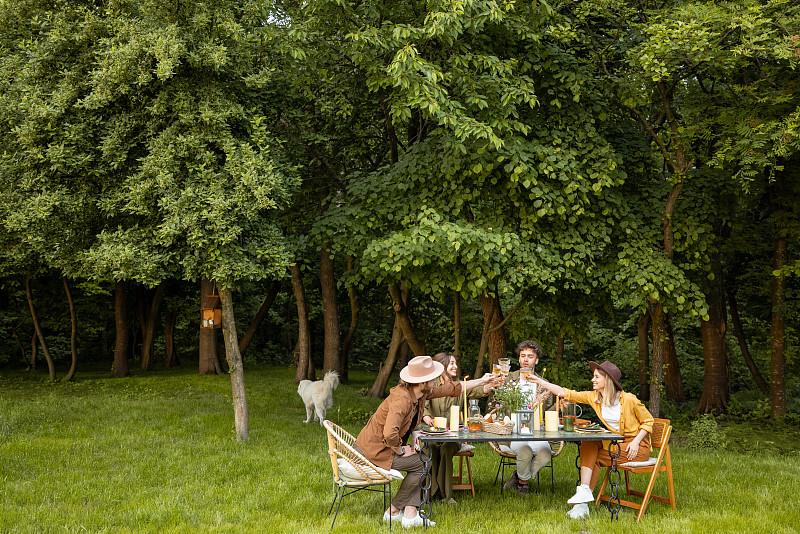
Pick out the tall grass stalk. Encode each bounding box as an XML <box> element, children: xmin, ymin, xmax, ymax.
<box><xmin>1</xmin><ymin>365</ymin><xmax>798</xmax><ymax>533</ymax></box>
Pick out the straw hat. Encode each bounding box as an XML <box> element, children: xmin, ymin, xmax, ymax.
<box><xmin>589</xmin><ymin>360</ymin><xmax>623</xmax><ymax>390</ymax></box>
<box><xmin>399</xmin><ymin>356</ymin><xmax>444</xmax><ymax>384</ymax></box>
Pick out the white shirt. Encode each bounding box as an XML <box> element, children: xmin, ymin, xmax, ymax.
<box><xmin>601</xmin><ymin>401</ymin><xmax>621</xmax><ymax>432</ymax></box>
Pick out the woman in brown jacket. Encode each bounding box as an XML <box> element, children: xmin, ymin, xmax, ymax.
<box><xmin>354</xmin><ymin>355</ymin><xmax>496</xmax><ymax>528</ymax></box>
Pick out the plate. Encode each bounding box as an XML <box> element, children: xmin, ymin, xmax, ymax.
<box><xmin>576</xmin><ymin>427</ymin><xmax>605</xmax><ymax>433</ymax></box>
<box><xmin>420</xmin><ymin>426</ymin><xmax>448</xmax><ymax>434</ymax></box>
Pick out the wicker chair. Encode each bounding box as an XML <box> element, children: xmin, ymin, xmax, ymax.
<box><xmin>323</xmin><ymin>420</ymin><xmax>397</xmax><ymax>531</ymax></box>
<box><xmin>596</xmin><ymin>418</ymin><xmax>676</xmax><ymax>521</ymax></box>
<box><xmin>489</xmin><ymin>440</ymin><xmax>564</xmax><ymax>494</ymax></box>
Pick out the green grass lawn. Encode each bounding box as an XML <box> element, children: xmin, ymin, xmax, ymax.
<box><xmin>1</xmin><ymin>364</ymin><xmax>798</xmax><ymax>533</ymax></box>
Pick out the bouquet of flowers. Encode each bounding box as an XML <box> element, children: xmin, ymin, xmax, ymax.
<box><xmin>488</xmin><ymin>379</ymin><xmax>534</xmax><ymax>415</ymax></box>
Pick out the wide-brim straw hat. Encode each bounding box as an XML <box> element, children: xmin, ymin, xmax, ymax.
<box><xmin>399</xmin><ymin>356</ymin><xmax>444</xmax><ymax>384</ymax></box>
<box><xmin>589</xmin><ymin>360</ymin><xmax>623</xmax><ymax>391</ymax></box>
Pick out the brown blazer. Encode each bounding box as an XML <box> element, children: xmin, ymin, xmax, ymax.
<box><xmin>355</xmin><ymin>381</ymin><xmax>461</xmax><ymax>469</ymax></box>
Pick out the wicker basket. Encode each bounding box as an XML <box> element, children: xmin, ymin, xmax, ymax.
<box><xmin>482</xmin><ymin>419</ymin><xmax>514</xmax><ymax>435</ymax></box>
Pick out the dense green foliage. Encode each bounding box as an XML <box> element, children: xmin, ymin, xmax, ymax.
<box><xmin>0</xmin><ymin>0</ymin><xmax>796</xmax><ymax>420</ymax></box>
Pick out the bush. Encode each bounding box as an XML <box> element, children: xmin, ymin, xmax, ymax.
<box><xmin>688</xmin><ymin>413</ymin><xmax>729</xmax><ymax>450</ymax></box>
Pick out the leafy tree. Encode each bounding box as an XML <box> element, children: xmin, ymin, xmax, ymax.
<box><xmin>0</xmin><ymin>0</ymin><xmax>297</xmax><ymax>439</ymax></box>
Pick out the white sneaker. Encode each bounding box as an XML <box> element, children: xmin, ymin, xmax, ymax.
<box><xmin>567</xmin><ymin>484</ymin><xmax>594</xmax><ymax>504</ymax></box>
<box><xmin>401</xmin><ymin>513</ymin><xmax>435</xmax><ymax>528</ymax></box>
<box><xmin>383</xmin><ymin>510</ymin><xmax>402</xmax><ymax>523</ymax></box>
<box><xmin>567</xmin><ymin>503</ymin><xmax>590</xmax><ymax>519</ymax></box>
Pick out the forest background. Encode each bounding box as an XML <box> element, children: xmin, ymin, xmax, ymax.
<box><xmin>0</xmin><ymin>0</ymin><xmax>798</xmax><ymax>440</ymax></box>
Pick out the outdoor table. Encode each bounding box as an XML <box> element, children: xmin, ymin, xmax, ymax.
<box><xmin>417</xmin><ymin>428</ymin><xmax>625</xmax><ymax>526</ymax></box>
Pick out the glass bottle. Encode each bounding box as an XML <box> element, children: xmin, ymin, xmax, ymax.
<box><xmin>468</xmin><ymin>399</ymin><xmax>482</xmax><ymax>432</ymax></box>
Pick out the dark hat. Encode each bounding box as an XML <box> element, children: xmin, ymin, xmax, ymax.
<box><xmin>589</xmin><ymin>360</ymin><xmax>622</xmax><ymax>391</ymax></box>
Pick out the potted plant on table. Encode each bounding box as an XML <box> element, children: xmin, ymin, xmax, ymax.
<box><xmin>487</xmin><ymin>379</ymin><xmax>534</xmax><ymax>433</ymax></box>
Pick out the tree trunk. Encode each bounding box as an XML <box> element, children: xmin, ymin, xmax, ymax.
<box><xmin>728</xmin><ymin>287</ymin><xmax>769</xmax><ymax>394</ymax></box>
<box><xmin>111</xmin><ymin>281</ymin><xmax>129</xmax><ymax>378</ymax></box>
<box><xmin>320</xmin><ymin>244</ymin><xmax>340</xmax><ymax>373</ymax></box>
<box><xmin>474</xmin><ymin>302</ymin><xmax>495</xmax><ymax>379</ymax></box>
<box><xmin>769</xmin><ymin>173</ymin><xmax>788</xmax><ymax>418</ymax></box>
<box><xmin>663</xmin><ymin>316</ymin><xmax>684</xmax><ymax>403</ymax></box>
<box><xmin>648</xmin><ymin>300</ymin><xmax>666</xmax><ymax>417</ymax></box>
<box><xmin>199</xmin><ymin>278</ymin><xmax>222</xmax><ymax>375</ymax></box>
<box><xmin>478</xmin><ymin>292</ymin><xmax>506</xmax><ymax>374</ymax></box>
<box><xmin>165</xmin><ymin>307</ymin><xmax>179</xmax><ymax>368</ymax></box>
<box><xmin>388</xmin><ymin>283</ymin><xmax>425</xmax><ymax>356</ymax></box>
<box><xmin>388</xmin><ymin>283</ymin><xmax>425</xmax><ymax>357</ymax></box>
<box><xmin>696</xmin><ymin>234</ymin><xmax>728</xmax><ymax>413</ymax></box>
<box><xmin>637</xmin><ymin>311</ymin><xmax>650</xmax><ymax>402</ymax></box>
<box><xmin>219</xmin><ymin>286</ymin><xmax>249</xmax><ymax>442</ymax></box>
<box><xmin>140</xmin><ymin>283</ymin><xmax>165</xmax><ymax>371</ymax></box>
<box><xmin>339</xmin><ymin>256</ymin><xmax>360</xmax><ymax>381</ymax></box>
<box><xmin>369</xmin><ymin>315</ymin><xmax>405</xmax><ymax>398</ymax></box>
<box><xmin>62</xmin><ymin>277</ymin><xmax>78</xmax><ymax>382</ymax></box>
<box><xmin>555</xmin><ymin>336</ymin><xmax>564</xmax><ymax>364</ymax></box>
<box><xmin>238</xmin><ymin>280</ymin><xmax>280</xmax><ymax>354</ymax></box>
<box><xmin>30</xmin><ymin>331</ymin><xmax>37</xmax><ymax>370</ymax></box>
<box><xmin>292</xmin><ymin>264</ymin><xmax>315</xmax><ymax>383</ymax></box>
<box><xmin>25</xmin><ymin>273</ymin><xmax>55</xmax><ymax>380</ymax></box>
<box><xmin>453</xmin><ymin>292</ymin><xmax>461</xmax><ymax>359</ymax></box>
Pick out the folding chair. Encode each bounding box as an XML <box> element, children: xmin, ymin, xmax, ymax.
<box><xmin>323</xmin><ymin>420</ymin><xmax>401</xmax><ymax>531</ymax></box>
<box><xmin>596</xmin><ymin>418</ymin><xmax>676</xmax><ymax>521</ymax></box>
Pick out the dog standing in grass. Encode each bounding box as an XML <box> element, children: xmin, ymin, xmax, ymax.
<box><xmin>298</xmin><ymin>371</ymin><xmax>339</xmax><ymax>425</ymax></box>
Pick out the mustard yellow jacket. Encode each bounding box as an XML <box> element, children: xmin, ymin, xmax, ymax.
<box><xmin>563</xmin><ymin>389</ymin><xmax>654</xmax><ymax>445</ymax></box>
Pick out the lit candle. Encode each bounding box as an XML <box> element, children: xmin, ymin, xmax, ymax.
<box><xmin>462</xmin><ymin>377</ymin><xmax>468</xmax><ymax>426</ymax></box>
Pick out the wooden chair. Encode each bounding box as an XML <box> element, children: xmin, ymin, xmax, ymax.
<box><xmin>452</xmin><ymin>449</ymin><xmax>475</xmax><ymax>496</ymax></box>
<box><xmin>489</xmin><ymin>440</ymin><xmax>564</xmax><ymax>494</ymax></box>
<box><xmin>323</xmin><ymin>420</ymin><xmax>397</xmax><ymax>531</ymax></box>
<box><xmin>596</xmin><ymin>418</ymin><xmax>676</xmax><ymax>521</ymax></box>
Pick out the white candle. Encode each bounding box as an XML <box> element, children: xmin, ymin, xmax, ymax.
<box><xmin>450</xmin><ymin>405</ymin><xmax>460</xmax><ymax>431</ymax></box>
<box><xmin>434</xmin><ymin>416</ymin><xmax>447</xmax><ymax>429</ymax></box>
<box><xmin>545</xmin><ymin>410</ymin><xmax>558</xmax><ymax>432</ymax></box>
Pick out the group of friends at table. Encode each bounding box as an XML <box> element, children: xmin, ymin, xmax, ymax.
<box><xmin>352</xmin><ymin>340</ymin><xmax>655</xmax><ymax>528</ymax></box>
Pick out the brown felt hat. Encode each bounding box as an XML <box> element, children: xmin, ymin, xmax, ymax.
<box><xmin>589</xmin><ymin>360</ymin><xmax>623</xmax><ymax>391</ymax></box>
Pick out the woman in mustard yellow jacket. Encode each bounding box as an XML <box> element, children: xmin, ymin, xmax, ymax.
<box><xmin>530</xmin><ymin>360</ymin><xmax>653</xmax><ymax>519</ymax></box>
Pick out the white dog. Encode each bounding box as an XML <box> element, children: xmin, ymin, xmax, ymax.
<box><xmin>298</xmin><ymin>371</ymin><xmax>339</xmax><ymax>425</ymax></box>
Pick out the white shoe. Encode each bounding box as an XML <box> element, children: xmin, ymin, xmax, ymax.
<box><xmin>401</xmin><ymin>513</ymin><xmax>435</xmax><ymax>528</ymax></box>
<box><xmin>567</xmin><ymin>484</ymin><xmax>594</xmax><ymax>504</ymax></box>
<box><xmin>567</xmin><ymin>503</ymin><xmax>590</xmax><ymax>519</ymax></box>
<box><xmin>383</xmin><ymin>510</ymin><xmax>402</xmax><ymax>523</ymax></box>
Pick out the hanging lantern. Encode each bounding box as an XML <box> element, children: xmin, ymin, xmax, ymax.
<box><xmin>201</xmin><ymin>294</ymin><xmax>221</xmax><ymax>329</ymax></box>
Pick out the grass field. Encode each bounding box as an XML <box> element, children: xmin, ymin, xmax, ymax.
<box><xmin>1</xmin><ymin>364</ymin><xmax>798</xmax><ymax>533</ymax></box>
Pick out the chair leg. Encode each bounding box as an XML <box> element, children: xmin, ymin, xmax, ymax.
<box><xmin>330</xmin><ymin>485</ymin><xmax>344</xmax><ymax>531</ymax></box>
<box><xmin>666</xmin><ymin>450</ymin><xmax>676</xmax><ymax>509</ymax></box>
<box><xmin>328</xmin><ymin>484</ymin><xmax>341</xmax><ymax>516</ymax></box>
<box><xmin>636</xmin><ymin>470</ymin><xmax>662</xmax><ymax>522</ymax></box>
<box><xmin>595</xmin><ymin>468</ymin><xmax>609</xmax><ymax>506</ymax></box>
<box><xmin>466</xmin><ymin>455</ymin><xmax>475</xmax><ymax>497</ymax></box>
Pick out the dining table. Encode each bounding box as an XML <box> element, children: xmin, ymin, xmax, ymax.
<box><xmin>417</xmin><ymin>427</ymin><xmax>625</xmax><ymax>527</ymax></box>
